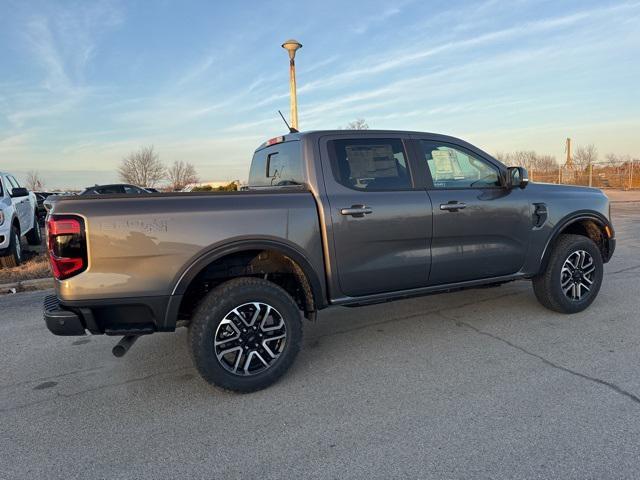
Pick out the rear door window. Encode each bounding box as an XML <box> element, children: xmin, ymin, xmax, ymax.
<box><xmin>96</xmin><ymin>185</ymin><xmax>126</xmax><ymax>194</ymax></box>
<box><xmin>124</xmin><ymin>185</ymin><xmax>147</xmax><ymax>194</ymax></box>
<box><xmin>328</xmin><ymin>138</ymin><xmax>411</xmax><ymax>191</ymax></box>
<box><xmin>249</xmin><ymin>140</ymin><xmax>303</xmax><ymax>187</ymax></box>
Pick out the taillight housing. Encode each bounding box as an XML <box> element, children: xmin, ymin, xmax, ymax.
<box><xmin>47</xmin><ymin>215</ymin><xmax>87</xmax><ymax>280</ymax></box>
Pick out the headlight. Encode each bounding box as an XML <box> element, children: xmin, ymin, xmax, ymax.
<box><xmin>0</xmin><ymin>210</ymin><xmax>4</xmax><ymax>226</ymax></box>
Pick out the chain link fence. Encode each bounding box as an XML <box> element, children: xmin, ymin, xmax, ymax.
<box><xmin>529</xmin><ymin>160</ymin><xmax>639</xmax><ymax>189</ymax></box>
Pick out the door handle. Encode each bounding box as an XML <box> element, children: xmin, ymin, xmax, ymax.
<box><xmin>340</xmin><ymin>205</ymin><xmax>373</xmax><ymax>217</ymax></box>
<box><xmin>440</xmin><ymin>202</ymin><xmax>466</xmax><ymax>212</ymax></box>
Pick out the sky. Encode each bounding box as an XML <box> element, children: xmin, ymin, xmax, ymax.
<box><xmin>0</xmin><ymin>0</ymin><xmax>639</xmax><ymax>189</ymax></box>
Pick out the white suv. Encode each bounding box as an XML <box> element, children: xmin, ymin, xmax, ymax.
<box><xmin>0</xmin><ymin>172</ymin><xmax>41</xmax><ymax>267</ymax></box>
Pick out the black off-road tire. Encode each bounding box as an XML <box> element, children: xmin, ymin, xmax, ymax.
<box><xmin>532</xmin><ymin>234</ymin><xmax>603</xmax><ymax>314</ymax></box>
<box><xmin>26</xmin><ymin>214</ymin><xmax>42</xmax><ymax>245</ymax></box>
<box><xmin>188</xmin><ymin>277</ymin><xmax>303</xmax><ymax>393</ymax></box>
<box><xmin>0</xmin><ymin>226</ymin><xmax>22</xmax><ymax>268</ymax></box>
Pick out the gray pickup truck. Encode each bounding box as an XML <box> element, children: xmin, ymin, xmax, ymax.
<box><xmin>44</xmin><ymin>130</ymin><xmax>615</xmax><ymax>392</ymax></box>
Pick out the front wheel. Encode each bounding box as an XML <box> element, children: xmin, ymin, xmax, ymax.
<box><xmin>188</xmin><ymin>277</ymin><xmax>303</xmax><ymax>393</ymax></box>
<box><xmin>532</xmin><ymin>234</ymin><xmax>603</xmax><ymax>313</ymax></box>
<box><xmin>0</xmin><ymin>226</ymin><xmax>22</xmax><ymax>268</ymax></box>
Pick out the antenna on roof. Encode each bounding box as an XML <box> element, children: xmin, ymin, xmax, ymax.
<box><xmin>278</xmin><ymin>110</ymin><xmax>298</xmax><ymax>133</ymax></box>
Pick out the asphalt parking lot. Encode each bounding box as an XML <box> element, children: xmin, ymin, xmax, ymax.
<box><xmin>2</xmin><ymin>202</ymin><xmax>639</xmax><ymax>479</ymax></box>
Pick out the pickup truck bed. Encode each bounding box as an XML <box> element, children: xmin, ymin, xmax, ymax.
<box><xmin>47</xmin><ymin>189</ymin><xmax>325</xmax><ymax>332</ymax></box>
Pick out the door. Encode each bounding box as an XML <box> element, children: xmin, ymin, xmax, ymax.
<box><xmin>6</xmin><ymin>175</ymin><xmax>30</xmax><ymax>229</ymax></box>
<box><xmin>320</xmin><ymin>135</ymin><xmax>432</xmax><ymax>297</ymax></box>
<box><xmin>416</xmin><ymin>139</ymin><xmax>531</xmax><ymax>285</ymax></box>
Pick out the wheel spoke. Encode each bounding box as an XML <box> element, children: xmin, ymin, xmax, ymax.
<box><xmin>214</xmin><ymin>319</ymin><xmax>240</xmax><ymax>347</ymax></box>
<box><xmin>244</xmin><ymin>351</ymin><xmax>269</xmax><ymax>375</ymax></box>
<box><xmin>262</xmin><ymin>333</ymin><xmax>286</xmax><ymax>358</ymax></box>
<box><xmin>248</xmin><ymin>303</ymin><xmax>262</xmax><ymax>326</ymax></box>
<box><xmin>258</xmin><ymin>305</ymin><xmax>272</xmax><ymax>329</ymax></box>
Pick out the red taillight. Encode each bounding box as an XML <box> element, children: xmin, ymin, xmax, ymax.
<box><xmin>47</xmin><ymin>216</ymin><xmax>87</xmax><ymax>280</ymax></box>
<box><xmin>48</xmin><ymin>218</ymin><xmax>81</xmax><ymax>236</ymax></box>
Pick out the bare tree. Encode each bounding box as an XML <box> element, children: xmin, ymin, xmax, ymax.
<box><xmin>118</xmin><ymin>146</ymin><xmax>166</xmax><ymax>187</ymax></box>
<box><xmin>605</xmin><ymin>153</ymin><xmax>619</xmax><ymax>168</ymax></box>
<box><xmin>494</xmin><ymin>152</ymin><xmax>512</xmax><ymax>164</ymax></box>
<box><xmin>495</xmin><ymin>151</ymin><xmax>556</xmax><ymax>171</ymax></box>
<box><xmin>344</xmin><ymin>118</ymin><xmax>369</xmax><ymax>130</ymax></box>
<box><xmin>25</xmin><ymin>170</ymin><xmax>45</xmax><ymax>191</ymax></box>
<box><xmin>532</xmin><ymin>154</ymin><xmax>557</xmax><ymax>171</ymax></box>
<box><xmin>574</xmin><ymin>144</ymin><xmax>598</xmax><ymax>170</ymax></box>
<box><xmin>167</xmin><ymin>160</ymin><xmax>199</xmax><ymax>191</ymax></box>
<box><xmin>512</xmin><ymin>151</ymin><xmax>538</xmax><ymax>169</ymax></box>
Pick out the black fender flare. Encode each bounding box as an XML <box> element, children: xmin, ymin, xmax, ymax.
<box><xmin>538</xmin><ymin>210</ymin><xmax>613</xmax><ymax>272</ymax></box>
<box><xmin>171</xmin><ymin>238</ymin><xmax>326</xmax><ymax>309</ymax></box>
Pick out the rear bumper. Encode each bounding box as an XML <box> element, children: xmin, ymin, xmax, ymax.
<box><xmin>43</xmin><ymin>294</ymin><xmax>182</xmax><ymax>336</ymax></box>
<box><xmin>44</xmin><ymin>295</ymin><xmax>86</xmax><ymax>335</ymax></box>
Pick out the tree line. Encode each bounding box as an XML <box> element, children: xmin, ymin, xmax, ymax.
<box><xmin>496</xmin><ymin>144</ymin><xmax>638</xmax><ymax>172</ymax></box>
<box><xmin>118</xmin><ymin>145</ymin><xmax>199</xmax><ymax>191</ymax></box>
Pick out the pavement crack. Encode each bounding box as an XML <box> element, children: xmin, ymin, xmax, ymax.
<box><xmin>441</xmin><ymin>312</ymin><xmax>640</xmax><ymax>407</ymax></box>
<box><xmin>608</xmin><ymin>263</ymin><xmax>640</xmax><ymax>275</ymax></box>
<box><xmin>0</xmin><ymin>366</ymin><xmax>194</xmax><ymax>414</ymax></box>
<box><xmin>0</xmin><ymin>366</ymin><xmax>105</xmax><ymax>390</ymax></box>
<box><xmin>313</xmin><ymin>291</ymin><xmax>522</xmax><ymax>341</ymax></box>
<box><xmin>55</xmin><ymin>365</ymin><xmax>194</xmax><ymax>399</ymax></box>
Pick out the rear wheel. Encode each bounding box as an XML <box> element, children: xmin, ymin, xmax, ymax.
<box><xmin>0</xmin><ymin>226</ymin><xmax>22</xmax><ymax>268</ymax></box>
<box><xmin>26</xmin><ymin>214</ymin><xmax>42</xmax><ymax>245</ymax></box>
<box><xmin>532</xmin><ymin>234</ymin><xmax>603</xmax><ymax>313</ymax></box>
<box><xmin>188</xmin><ymin>277</ymin><xmax>303</xmax><ymax>393</ymax></box>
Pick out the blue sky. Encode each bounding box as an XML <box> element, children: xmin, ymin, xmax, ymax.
<box><xmin>1</xmin><ymin>0</ymin><xmax>639</xmax><ymax>189</ymax></box>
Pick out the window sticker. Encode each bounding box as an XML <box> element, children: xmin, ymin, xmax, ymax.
<box><xmin>431</xmin><ymin>149</ymin><xmax>464</xmax><ymax>180</ymax></box>
<box><xmin>345</xmin><ymin>144</ymin><xmax>399</xmax><ymax>178</ymax></box>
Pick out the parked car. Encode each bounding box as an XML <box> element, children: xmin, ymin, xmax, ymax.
<box><xmin>43</xmin><ymin>130</ymin><xmax>615</xmax><ymax>392</ymax></box>
<box><xmin>79</xmin><ymin>184</ymin><xmax>151</xmax><ymax>195</ymax></box>
<box><xmin>0</xmin><ymin>172</ymin><xmax>42</xmax><ymax>267</ymax></box>
<box><xmin>34</xmin><ymin>192</ymin><xmax>57</xmax><ymax>224</ymax></box>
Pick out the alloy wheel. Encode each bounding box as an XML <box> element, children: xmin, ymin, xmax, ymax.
<box><xmin>560</xmin><ymin>250</ymin><xmax>595</xmax><ymax>301</ymax></box>
<box><xmin>214</xmin><ymin>302</ymin><xmax>287</xmax><ymax>376</ymax></box>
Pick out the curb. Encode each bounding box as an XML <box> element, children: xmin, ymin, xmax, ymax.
<box><xmin>0</xmin><ymin>277</ymin><xmax>53</xmax><ymax>295</ymax></box>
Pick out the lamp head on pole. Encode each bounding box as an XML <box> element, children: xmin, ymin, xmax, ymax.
<box><xmin>281</xmin><ymin>39</ymin><xmax>302</xmax><ymax>61</ymax></box>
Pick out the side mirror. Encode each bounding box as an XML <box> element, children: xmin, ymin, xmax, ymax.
<box><xmin>11</xmin><ymin>187</ymin><xmax>29</xmax><ymax>198</ymax></box>
<box><xmin>507</xmin><ymin>166</ymin><xmax>529</xmax><ymax>189</ymax></box>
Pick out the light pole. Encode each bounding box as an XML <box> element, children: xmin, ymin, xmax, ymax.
<box><xmin>281</xmin><ymin>39</ymin><xmax>302</xmax><ymax>130</ymax></box>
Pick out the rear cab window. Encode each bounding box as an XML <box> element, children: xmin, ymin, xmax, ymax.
<box><xmin>249</xmin><ymin>140</ymin><xmax>304</xmax><ymax>188</ymax></box>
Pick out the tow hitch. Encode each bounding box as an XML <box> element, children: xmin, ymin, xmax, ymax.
<box><xmin>112</xmin><ymin>335</ymin><xmax>139</xmax><ymax>357</ymax></box>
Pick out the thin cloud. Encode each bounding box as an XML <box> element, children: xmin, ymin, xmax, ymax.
<box><xmin>296</xmin><ymin>1</ymin><xmax>640</xmax><ymax>96</ymax></box>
